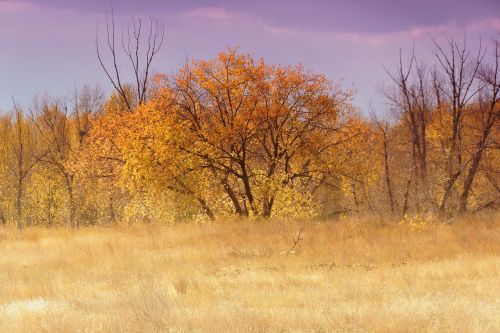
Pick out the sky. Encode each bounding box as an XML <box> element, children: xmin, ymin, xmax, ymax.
<box><xmin>0</xmin><ymin>0</ymin><xmax>499</xmax><ymax>114</ymax></box>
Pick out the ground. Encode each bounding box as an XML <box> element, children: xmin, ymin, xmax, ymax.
<box><xmin>0</xmin><ymin>214</ymin><xmax>499</xmax><ymax>332</ymax></box>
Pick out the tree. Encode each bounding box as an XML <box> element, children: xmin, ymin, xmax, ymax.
<box><xmin>96</xmin><ymin>11</ymin><xmax>164</xmax><ymax>110</ymax></box>
<box><xmin>382</xmin><ymin>36</ymin><xmax>499</xmax><ymax>215</ymax></box>
<box><xmin>8</xmin><ymin>102</ymin><xmax>47</xmax><ymax>228</ymax></box>
<box><xmin>150</xmin><ymin>49</ymin><xmax>357</xmax><ymax>218</ymax></box>
<box><xmin>432</xmin><ymin>37</ymin><xmax>485</xmax><ymax>211</ymax></box>
<box><xmin>71</xmin><ymin>85</ymin><xmax>105</xmax><ymax>145</ymax></box>
<box><xmin>459</xmin><ymin>40</ymin><xmax>499</xmax><ymax>211</ymax></box>
<box><xmin>30</xmin><ymin>96</ymin><xmax>81</xmax><ymax>226</ymax></box>
<box><xmin>372</xmin><ymin>116</ymin><xmax>397</xmax><ymax>213</ymax></box>
<box><xmin>385</xmin><ymin>47</ymin><xmax>433</xmax><ymax>213</ymax></box>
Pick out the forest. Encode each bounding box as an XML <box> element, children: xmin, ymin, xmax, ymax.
<box><xmin>0</xmin><ymin>21</ymin><xmax>497</xmax><ymax>228</ymax></box>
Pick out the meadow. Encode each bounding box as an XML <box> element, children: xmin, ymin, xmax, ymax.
<box><xmin>0</xmin><ymin>214</ymin><xmax>499</xmax><ymax>332</ymax></box>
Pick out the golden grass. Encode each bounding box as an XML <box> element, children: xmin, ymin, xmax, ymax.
<box><xmin>0</xmin><ymin>214</ymin><xmax>499</xmax><ymax>332</ymax></box>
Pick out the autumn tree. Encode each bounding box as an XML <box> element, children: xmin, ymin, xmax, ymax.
<box><xmin>29</xmin><ymin>96</ymin><xmax>82</xmax><ymax>226</ymax></box>
<box><xmin>5</xmin><ymin>102</ymin><xmax>47</xmax><ymax>228</ymax></box>
<box><xmin>0</xmin><ymin>115</ymin><xmax>11</xmax><ymax>225</ymax></box>
<box><xmin>145</xmin><ymin>49</ymin><xmax>358</xmax><ymax>218</ymax></box>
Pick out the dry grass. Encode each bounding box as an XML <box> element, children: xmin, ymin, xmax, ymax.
<box><xmin>0</xmin><ymin>214</ymin><xmax>499</xmax><ymax>332</ymax></box>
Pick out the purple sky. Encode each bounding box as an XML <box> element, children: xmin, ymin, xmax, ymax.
<box><xmin>1</xmin><ymin>0</ymin><xmax>498</xmax><ymax>114</ymax></box>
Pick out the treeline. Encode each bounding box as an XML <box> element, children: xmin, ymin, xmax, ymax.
<box><xmin>0</xmin><ymin>34</ymin><xmax>498</xmax><ymax>227</ymax></box>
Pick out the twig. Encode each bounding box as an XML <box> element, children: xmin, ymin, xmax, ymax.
<box><xmin>287</xmin><ymin>226</ymin><xmax>304</xmax><ymax>254</ymax></box>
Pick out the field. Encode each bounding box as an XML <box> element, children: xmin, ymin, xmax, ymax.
<box><xmin>0</xmin><ymin>215</ymin><xmax>499</xmax><ymax>332</ymax></box>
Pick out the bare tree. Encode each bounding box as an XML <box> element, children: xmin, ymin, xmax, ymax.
<box><xmin>459</xmin><ymin>39</ymin><xmax>499</xmax><ymax>211</ymax></box>
<box><xmin>96</xmin><ymin>10</ymin><xmax>165</xmax><ymax>110</ymax></box>
<box><xmin>385</xmin><ymin>47</ymin><xmax>432</xmax><ymax>213</ymax></box>
<box><xmin>432</xmin><ymin>37</ymin><xmax>486</xmax><ymax>211</ymax></box>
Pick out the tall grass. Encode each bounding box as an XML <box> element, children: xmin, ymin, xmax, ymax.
<box><xmin>0</xmin><ymin>214</ymin><xmax>499</xmax><ymax>332</ymax></box>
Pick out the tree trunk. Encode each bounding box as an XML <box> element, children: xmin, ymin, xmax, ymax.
<box><xmin>262</xmin><ymin>196</ymin><xmax>275</xmax><ymax>218</ymax></box>
<box><xmin>16</xmin><ymin>178</ymin><xmax>23</xmax><ymax>229</ymax></box>
<box><xmin>382</xmin><ymin>134</ymin><xmax>396</xmax><ymax>213</ymax></box>
<box><xmin>221</xmin><ymin>177</ymin><xmax>245</xmax><ymax>216</ymax></box>
<box><xmin>439</xmin><ymin>171</ymin><xmax>460</xmax><ymax>212</ymax></box>
<box><xmin>459</xmin><ymin>119</ymin><xmax>495</xmax><ymax>212</ymax></box>
<box><xmin>0</xmin><ymin>209</ymin><xmax>6</xmax><ymax>225</ymax></box>
<box><xmin>196</xmin><ymin>197</ymin><xmax>215</xmax><ymax>220</ymax></box>
<box><xmin>64</xmin><ymin>173</ymin><xmax>77</xmax><ymax>227</ymax></box>
<box><xmin>241</xmin><ymin>168</ymin><xmax>258</xmax><ymax>216</ymax></box>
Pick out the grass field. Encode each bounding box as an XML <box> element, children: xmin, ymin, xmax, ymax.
<box><xmin>0</xmin><ymin>214</ymin><xmax>499</xmax><ymax>332</ymax></box>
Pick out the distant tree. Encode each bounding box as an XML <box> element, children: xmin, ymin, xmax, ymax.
<box><xmin>432</xmin><ymin>37</ymin><xmax>486</xmax><ymax>212</ymax></box>
<box><xmin>372</xmin><ymin>116</ymin><xmax>397</xmax><ymax>214</ymax></box>
<box><xmin>384</xmin><ymin>47</ymin><xmax>433</xmax><ymax>214</ymax></box>
<box><xmin>8</xmin><ymin>102</ymin><xmax>47</xmax><ymax>228</ymax></box>
<box><xmin>70</xmin><ymin>85</ymin><xmax>104</xmax><ymax>145</ymax></box>
<box><xmin>459</xmin><ymin>40</ymin><xmax>499</xmax><ymax>211</ymax></box>
<box><xmin>384</xmin><ymin>36</ymin><xmax>498</xmax><ymax>214</ymax></box>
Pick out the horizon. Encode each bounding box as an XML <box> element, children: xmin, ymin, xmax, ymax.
<box><xmin>0</xmin><ymin>0</ymin><xmax>499</xmax><ymax>114</ymax></box>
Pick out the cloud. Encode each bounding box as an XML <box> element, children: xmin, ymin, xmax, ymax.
<box><xmin>262</xmin><ymin>24</ymin><xmax>389</xmax><ymax>46</ymax></box>
<box><xmin>183</xmin><ymin>7</ymin><xmax>237</xmax><ymax>21</ymax></box>
<box><xmin>0</xmin><ymin>1</ymin><xmax>34</xmax><ymax>12</ymax></box>
<box><xmin>466</xmin><ymin>17</ymin><xmax>500</xmax><ymax>32</ymax></box>
<box><xmin>263</xmin><ymin>16</ymin><xmax>500</xmax><ymax>47</ymax></box>
<box><xmin>11</xmin><ymin>0</ymin><xmax>500</xmax><ymax>34</ymax></box>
